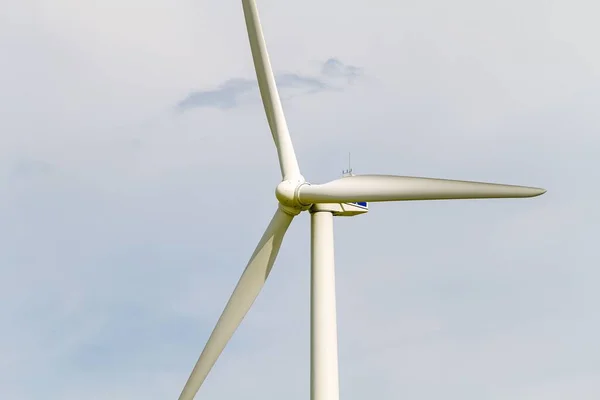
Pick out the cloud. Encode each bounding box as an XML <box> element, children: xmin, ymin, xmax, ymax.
<box><xmin>10</xmin><ymin>159</ymin><xmax>55</xmax><ymax>179</ymax></box>
<box><xmin>176</xmin><ymin>58</ymin><xmax>362</xmax><ymax>111</ymax></box>
<box><xmin>177</xmin><ymin>78</ymin><xmax>255</xmax><ymax>110</ymax></box>
<box><xmin>321</xmin><ymin>58</ymin><xmax>363</xmax><ymax>82</ymax></box>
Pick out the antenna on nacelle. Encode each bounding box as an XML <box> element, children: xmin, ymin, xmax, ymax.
<box><xmin>342</xmin><ymin>152</ymin><xmax>353</xmax><ymax>177</ymax></box>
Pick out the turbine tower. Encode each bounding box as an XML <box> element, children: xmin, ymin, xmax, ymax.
<box><xmin>177</xmin><ymin>1</ymin><xmax>546</xmax><ymax>399</ymax></box>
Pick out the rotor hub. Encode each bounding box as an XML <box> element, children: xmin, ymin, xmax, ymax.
<box><xmin>275</xmin><ymin>177</ymin><xmax>310</xmax><ymax>210</ymax></box>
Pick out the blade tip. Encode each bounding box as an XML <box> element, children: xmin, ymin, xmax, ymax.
<box><xmin>527</xmin><ymin>187</ymin><xmax>547</xmax><ymax>197</ymax></box>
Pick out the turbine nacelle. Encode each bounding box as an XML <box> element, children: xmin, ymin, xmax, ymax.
<box><xmin>312</xmin><ymin>202</ymin><xmax>369</xmax><ymax>217</ymax></box>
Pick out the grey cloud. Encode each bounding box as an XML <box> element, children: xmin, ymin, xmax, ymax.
<box><xmin>177</xmin><ymin>78</ymin><xmax>255</xmax><ymax>110</ymax></box>
<box><xmin>11</xmin><ymin>159</ymin><xmax>55</xmax><ymax>179</ymax></box>
<box><xmin>276</xmin><ymin>73</ymin><xmax>329</xmax><ymax>91</ymax></box>
<box><xmin>321</xmin><ymin>58</ymin><xmax>363</xmax><ymax>82</ymax></box>
<box><xmin>177</xmin><ymin>58</ymin><xmax>361</xmax><ymax>111</ymax></box>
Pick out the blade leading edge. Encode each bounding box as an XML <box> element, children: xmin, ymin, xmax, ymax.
<box><xmin>178</xmin><ymin>206</ymin><xmax>295</xmax><ymax>400</ymax></box>
<box><xmin>242</xmin><ymin>0</ymin><xmax>301</xmax><ymax>181</ymax></box>
<box><xmin>297</xmin><ymin>174</ymin><xmax>546</xmax><ymax>204</ymax></box>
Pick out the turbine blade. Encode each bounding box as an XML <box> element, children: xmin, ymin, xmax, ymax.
<box><xmin>242</xmin><ymin>0</ymin><xmax>301</xmax><ymax>180</ymax></box>
<box><xmin>178</xmin><ymin>206</ymin><xmax>295</xmax><ymax>400</ymax></box>
<box><xmin>298</xmin><ymin>174</ymin><xmax>546</xmax><ymax>204</ymax></box>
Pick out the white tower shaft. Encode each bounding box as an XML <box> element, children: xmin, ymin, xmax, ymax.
<box><xmin>310</xmin><ymin>210</ymin><xmax>340</xmax><ymax>400</ymax></box>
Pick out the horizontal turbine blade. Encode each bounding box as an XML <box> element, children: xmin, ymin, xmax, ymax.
<box><xmin>178</xmin><ymin>206</ymin><xmax>295</xmax><ymax>400</ymax></box>
<box><xmin>242</xmin><ymin>0</ymin><xmax>301</xmax><ymax>180</ymax></box>
<box><xmin>298</xmin><ymin>174</ymin><xmax>546</xmax><ymax>204</ymax></box>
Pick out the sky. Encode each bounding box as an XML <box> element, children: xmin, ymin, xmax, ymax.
<box><xmin>1</xmin><ymin>0</ymin><xmax>599</xmax><ymax>399</ymax></box>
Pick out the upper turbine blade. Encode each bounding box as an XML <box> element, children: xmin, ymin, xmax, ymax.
<box><xmin>178</xmin><ymin>206</ymin><xmax>295</xmax><ymax>400</ymax></box>
<box><xmin>242</xmin><ymin>0</ymin><xmax>301</xmax><ymax>181</ymax></box>
<box><xmin>298</xmin><ymin>174</ymin><xmax>546</xmax><ymax>204</ymax></box>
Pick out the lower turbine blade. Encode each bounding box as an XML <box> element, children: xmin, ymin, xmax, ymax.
<box><xmin>178</xmin><ymin>206</ymin><xmax>295</xmax><ymax>400</ymax></box>
<box><xmin>298</xmin><ymin>174</ymin><xmax>546</xmax><ymax>204</ymax></box>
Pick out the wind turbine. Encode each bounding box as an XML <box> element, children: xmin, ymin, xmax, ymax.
<box><xmin>177</xmin><ymin>1</ymin><xmax>546</xmax><ymax>399</ymax></box>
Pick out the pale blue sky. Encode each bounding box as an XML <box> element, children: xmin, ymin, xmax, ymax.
<box><xmin>1</xmin><ymin>0</ymin><xmax>599</xmax><ymax>399</ymax></box>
